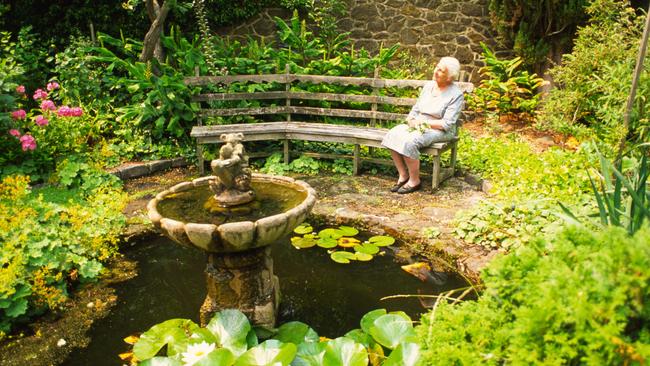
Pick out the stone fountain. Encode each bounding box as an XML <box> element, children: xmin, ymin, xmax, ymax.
<box><xmin>147</xmin><ymin>133</ymin><xmax>316</xmax><ymax>327</ymax></box>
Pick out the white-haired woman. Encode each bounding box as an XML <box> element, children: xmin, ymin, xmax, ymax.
<box><xmin>381</xmin><ymin>56</ymin><xmax>465</xmax><ymax>194</ymax></box>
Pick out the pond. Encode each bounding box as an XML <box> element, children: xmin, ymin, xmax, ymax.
<box><xmin>65</xmin><ymin>233</ymin><xmax>468</xmax><ymax>365</ymax></box>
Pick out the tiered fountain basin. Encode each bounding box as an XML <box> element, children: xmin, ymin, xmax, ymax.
<box><xmin>147</xmin><ymin>173</ymin><xmax>317</xmax><ymax>253</ymax></box>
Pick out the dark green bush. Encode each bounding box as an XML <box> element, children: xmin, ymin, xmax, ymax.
<box><xmin>418</xmin><ymin>224</ymin><xmax>650</xmax><ymax>365</ymax></box>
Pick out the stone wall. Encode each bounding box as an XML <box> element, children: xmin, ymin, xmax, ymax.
<box><xmin>216</xmin><ymin>0</ymin><xmax>499</xmax><ymax>81</ymax></box>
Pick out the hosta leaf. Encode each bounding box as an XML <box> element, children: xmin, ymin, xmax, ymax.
<box><xmin>234</xmin><ymin>339</ymin><xmax>297</xmax><ymax>366</ymax></box>
<box><xmin>368</xmin><ymin>235</ymin><xmax>395</xmax><ymax>247</ymax></box>
<box><xmin>323</xmin><ymin>337</ymin><xmax>368</xmax><ymax>366</ymax></box>
<box><xmin>330</xmin><ymin>251</ymin><xmax>356</xmax><ymax>264</ymax></box>
<box><xmin>293</xmin><ymin>223</ymin><xmax>313</xmax><ymax>234</ymax></box>
<box><xmin>338</xmin><ymin>226</ymin><xmax>359</xmax><ymax>236</ymax></box>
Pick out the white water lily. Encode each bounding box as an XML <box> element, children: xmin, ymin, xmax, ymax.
<box><xmin>181</xmin><ymin>341</ymin><xmax>216</xmax><ymax>366</ymax></box>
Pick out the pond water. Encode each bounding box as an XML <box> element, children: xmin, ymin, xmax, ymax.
<box><xmin>65</xmin><ymin>234</ymin><xmax>468</xmax><ymax>365</ymax></box>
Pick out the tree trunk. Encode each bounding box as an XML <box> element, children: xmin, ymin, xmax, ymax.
<box><xmin>140</xmin><ymin>0</ymin><xmax>175</xmax><ymax>63</ymax></box>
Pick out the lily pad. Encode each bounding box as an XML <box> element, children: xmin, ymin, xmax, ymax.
<box><xmin>291</xmin><ymin>236</ymin><xmax>317</xmax><ymax>249</ymax></box>
<box><xmin>368</xmin><ymin>235</ymin><xmax>395</xmax><ymax>247</ymax></box>
<box><xmin>293</xmin><ymin>223</ymin><xmax>313</xmax><ymax>235</ymax></box>
<box><xmin>330</xmin><ymin>251</ymin><xmax>357</xmax><ymax>264</ymax></box>
<box><xmin>317</xmin><ymin>237</ymin><xmax>338</xmax><ymax>248</ymax></box>
<box><xmin>354</xmin><ymin>252</ymin><xmax>373</xmax><ymax>261</ymax></box>
<box><xmin>338</xmin><ymin>225</ymin><xmax>359</xmax><ymax>236</ymax></box>
<box><xmin>353</xmin><ymin>243</ymin><xmax>379</xmax><ymax>255</ymax></box>
<box><xmin>319</xmin><ymin>228</ymin><xmax>343</xmax><ymax>239</ymax></box>
<box><xmin>338</xmin><ymin>237</ymin><xmax>360</xmax><ymax>248</ymax></box>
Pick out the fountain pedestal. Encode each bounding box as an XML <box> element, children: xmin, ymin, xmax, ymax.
<box><xmin>200</xmin><ymin>247</ymin><xmax>279</xmax><ymax>327</ymax></box>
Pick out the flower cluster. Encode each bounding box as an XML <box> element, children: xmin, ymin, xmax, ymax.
<box><xmin>6</xmin><ymin>83</ymin><xmax>83</xmax><ymax>152</ymax></box>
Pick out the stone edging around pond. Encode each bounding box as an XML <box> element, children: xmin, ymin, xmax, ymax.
<box><xmin>108</xmin><ymin>157</ymin><xmax>188</xmax><ymax>180</ymax></box>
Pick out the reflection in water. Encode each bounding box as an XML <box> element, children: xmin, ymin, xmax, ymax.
<box><xmin>65</xmin><ymin>235</ymin><xmax>467</xmax><ymax>365</ymax></box>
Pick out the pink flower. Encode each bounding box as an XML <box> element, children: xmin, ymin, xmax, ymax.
<box><xmin>9</xmin><ymin>129</ymin><xmax>21</xmax><ymax>137</ymax></box>
<box><xmin>35</xmin><ymin>115</ymin><xmax>49</xmax><ymax>126</ymax></box>
<box><xmin>33</xmin><ymin>88</ymin><xmax>48</xmax><ymax>100</ymax></box>
<box><xmin>40</xmin><ymin>99</ymin><xmax>56</xmax><ymax>111</ymax></box>
<box><xmin>46</xmin><ymin>82</ymin><xmax>60</xmax><ymax>91</ymax></box>
<box><xmin>15</xmin><ymin>85</ymin><xmax>25</xmax><ymax>94</ymax></box>
<box><xmin>70</xmin><ymin>107</ymin><xmax>83</xmax><ymax>117</ymax></box>
<box><xmin>56</xmin><ymin>106</ymin><xmax>71</xmax><ymax>117</ymax></box>
<box><xmin>11</xmin><ymin>109</ymin><xmax>26</xmax><ymax>120</ymax></box>
<box><xmin>19</xmin><ymin>134</ymin><xmax>36</xmax><ymax>151</ymax></box>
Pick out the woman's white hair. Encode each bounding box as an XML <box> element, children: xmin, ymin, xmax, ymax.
<box><xmin>438</xmin><ymin>56</ymin><xmax>461</xmax><ymax>80</ymax></box>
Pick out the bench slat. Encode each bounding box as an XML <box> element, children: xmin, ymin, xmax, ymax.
<box><xmin>194</xmin><ymin>91</ymin><xmax>417</xmax><ymax>106</ymax></box>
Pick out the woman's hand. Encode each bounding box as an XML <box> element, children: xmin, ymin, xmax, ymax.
<box><xmin>407</xmin><ymin>117</ymin><xmax>419</xmax><ymax>128</ymax></box>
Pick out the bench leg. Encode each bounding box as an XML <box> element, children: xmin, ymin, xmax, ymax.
<box><xmin>431</xmin><ymin>155</ymin><xmax>441</xmax><ymax>191</ymax></box>
<box><xmin>353</xmin><ymin>144</ymin><xmax>360</xmax><ymax>175</ymax></box>
<box><xmin>197</xmin><ymin>144</ymin><xmax>204</xmax><ymax>176</ymax></box>
<box><xmin>283</xmin><ymin>139</ymin><xmax>290</xmax><ymax>164</ymax></box>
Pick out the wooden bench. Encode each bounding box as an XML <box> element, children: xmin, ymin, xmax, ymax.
<box><xmin>187</xmin><ymin>71</ymin><xmax>473</xmax><ymax>191</ymax></box>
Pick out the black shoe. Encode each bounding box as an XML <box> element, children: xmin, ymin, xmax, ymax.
<box><xmin>390</xmin><ymin>180</ymin><xmax>408</xmax><ymax>192</ymax></box>
<box><xmin>397</xmin><ymin>183</ymin><xmax>421</xmax><ymax>194</ymax></box>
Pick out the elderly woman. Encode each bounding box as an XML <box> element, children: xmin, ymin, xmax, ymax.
<box><xmin>381</xmin><ymin>56</ymin><xmax>464</xmax><ymax>194</ymax></box>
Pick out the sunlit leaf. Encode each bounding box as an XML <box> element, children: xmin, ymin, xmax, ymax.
<box><xmin>134</xmin><ymin>319</ymin><xmax>200</xmax><ymax>360</ymax></box>
<box><xmin>338</xmin><ymin>226</ymin><xmax>359</xmax><ymax>236</ymax></box>
<box><xmin>354</xmin><ymin>252</ymin><xmax>373</xmax><ymax>261</ymax></box>
<box><xmin>234</xmin><ymin>339</ymin><xmax>297</xmax><ymax>366</ymax></box>
<box><xmin>317</xmin><ymin>237</ymin><xmax>338</xmax><ymax>248</ymax></box>
<box><xmin>194</xmin><ymin>348</ymin><xmax>236</xmax><ymax>366</ymax></box>
<box><xmin>360</xmin><ymin>310</ymin><xmax>386</xmax><ymax>334</ymax></box>
<box><xmin>293</xmin><ymin>342</ymin><xmax>326</xmax><ymax>366</ymax></box>
<box><xmin>353</xmin><ymin>243</ymin><xmax>379</xmax><ymax>255</ymax></box>
<box><xmin>291</xmin><ymin>236</ymin><xmax>317</xmax><ymax>249</ymax></box>
<box><xmin>368</xmin><ymin>314</ymin><xmax>415</xmax><ymax>350</ymax></box>
<box><xmin>124</xmin><ymin>335</ymin><xmax>139</xmax><ymax>345</ymax></box>
<box><xmin>274</xmin><ymin>321</ymin><xmax>319</xmax><ymax>345</ymax></box>
<box><xmin>294</xmin><ymin>223</ymin><xmax>313</xmax><ymax>234</ymax></box>
<box><xmin>330</xmin><ymin>251</ymin><xmax>356</xmax><ymax>264</ymax></box>
<box><xmin>383</xmin><ymin>342</ymin><xmax>420</xmax><ymax>366</ymax></box>
<box><xmin>323</xmin><ymin>337</ymin><xmax>368</xmax><ymax>366</ymax></box>
<box><xmin>368</xmin><ymin>235</ymin><xmax>395</xmax><ymax>247</ymax></box>
<box><xmin>206</xmin><ymin>310</ymin><xmax>251</xmax><ymax>357</ymax></box>
<box><xmin>139</xmin><ymin>357</ymin><xmax>182</xmax><ymax>366</ymax></box>
<box><xmin>338</xmin><ymin>237</ymin><xmax>360</xmax><ymax>248</ymax></box>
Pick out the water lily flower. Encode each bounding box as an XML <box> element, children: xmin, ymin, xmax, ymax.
<box><xmin>9</xmin><ymin>129</ymin><xmax>21</xmax><ymax>137</ymax></box>
<box><xmin>15</xmin><ymin>85</ymin><xmax>25</xmax><ymax>94</ymax></box>
<box><xmin>41</xmin><ymin>99</ymin><xmax>56</xmax><ymax>111</ymax></box>
<box><xmin>35</xmin><ymin>115</ymin><xmax>49</xmax><ymax>126</ymax></box>
<box><xmin>181</xmin><ymin>342</ymin><xmax>215</xmax><ymax>366</ymax></box>
<box><xmin>11</xmin><ymin>109</ymin><xmax>26</xmax><ymax>120</ymax></box>
<box><xmin>19</xmin><ymin>134</ymin><xmax>36</xmax><ymax>151</ymax></box>
<box><xmin>33</xmin><ymin>88</ymin><xmax>48</xmax><ymax>100</ymax></box>
<box><xmin>46</xmin><ymin>82</ymin><xmax>60</xmax><ymax>91</ymax></box>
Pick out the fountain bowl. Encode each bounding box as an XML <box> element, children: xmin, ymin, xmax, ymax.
<box><xmin>147</xmin><ymin>173</ymin><xmax>317</xmax><ymax>253</ymax></box>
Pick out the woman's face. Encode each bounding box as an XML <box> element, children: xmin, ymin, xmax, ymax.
<box><xmin>434</xmin><ymin>63</ymin><xmax>451</xmax><ymax>86</ymax></box>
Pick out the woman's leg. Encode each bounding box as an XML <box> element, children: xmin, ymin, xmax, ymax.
<box><xmin>390</xmin><ymin>150</ymin><xmax>409</xmax><ymax>182</ymax></box>
<box><xmin>403</xmin><ymin>156</ymin><xmax>421</xmax><ymax>186</ymax></box>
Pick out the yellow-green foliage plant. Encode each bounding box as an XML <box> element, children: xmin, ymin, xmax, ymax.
<box><xmin>0</xmin><ymin>174</ymin><xmax>127</xmax><ymax>337</ymax></box>
<box><xmin>417</xmin><ymin>224</ymin><xmax>650</xmax><ymax>365</ymax></box>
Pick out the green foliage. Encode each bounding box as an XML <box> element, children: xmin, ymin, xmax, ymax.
<box><xmin>560</xmin><ymin>146</ymin><xmax>650</xmax><ymax>235</ymax></box>
<box><xmin>488</xmin><ymin>0</ymin><xmax>588</xmax><ymax>68</ymax></box>
<box><xmin>417</xmin><ymin>224</ymin><xmax>650</xmax><ymax>365</ymax></box>
<box><xmin>466</xmin><ymin>43</ymin><xmax>547</xmax><ymax>118</ymax></box>
<box><xmin>0</xmin><ymin>174</ymin><xmax>126</xmax><ymax>335</ymax></box>
<box><xmin>129</xmin><ymin>308</ymin><xmax>420</xmax><ymax>365</ymax></box>
<box><xmin>539</xmin><ymin>0</ymin><xmax>649</xmax><ymax>145</ymax></box>
<box><xmin>53</xmin><ymin>155</ymin><xmax>121</xmax><ymax>195</ymax></box>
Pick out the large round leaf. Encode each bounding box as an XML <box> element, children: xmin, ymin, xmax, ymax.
<box><xmin>139</xmin><ymin>357</ymin><xmax>182</xmax><ymax>366</ymax></box>
<box><xmin>274</xmin><ymin>321</ymin><xmax>319</xmax><ymax>345</ymax></box>
<box><xmin>134</xmin><ymin>319</ymin><xmax>200</xmax><ymax>360</ymax></box>
<box><xmin>194</xmin><ymin>348</ymin><xmax>236</xmax><ymax>366</ymax></box>
<box><xmin>293</xmin><ymin>223</ymin><xmax>313</xmax><ymax>234</ymax></box>
<box><xmin>343</xmin><ymin>329</ymin><xmax>372</xmax><ymax>348</ymax></box>
<box><xmin>293</xmin><ymin>341</ymin><xmax>327</xmax><ymax>366</ymax></box>
<box><xmin>360</xmin><ymin>309</ymin><xmax>386</xmax><ymax>334</ymax></box>
<box><xmin>353</xmin><ymin>243</ymin><xmax>379</xmax><ymax>255</ymax></box>
<box><xmin>317</xmin><ymin>237</ymin><xmax>338</xmax><ymax>248</ymax></box>
<box><xmin>291</xmin><ymin>236</ymin><xmax>317</xmax><ymax>249</ymax></box>
<box><xmin>318</xmin><ymin>228</ymin><xmax>343</xmax><ymax>239</ymax></box>
<box><xmin>338</xmin><ymin>226</ymin><xmax>359</xmax><ymax>237</ymax></box>
<box><xmin>354</xmin><ymin>252</ymin><xmax>373</xmax><ymax>261</ymax></box>
<box><xmin>323</xmin><ymin>337</ymin><xmax>368</xmax><ymax>366</ymax></box>
<box><xmin>368</xmin><ymin>314</ymin><xmax>415</xmax><ymax>350</ymax></box>
<box><xmin>234</xmin><ymin>339</ymin><xmax>297</xmax><ymax>366</ymax></box>
<box><xmin>383</xmin><ymin>342</ymin><xmax>421</xmax><ymax>366</ymax></box>
<box><xmin>206</xmin><ymin>309</ymin><xmax>252</xmax><ymax>357</ymax></box>
<box><xmin>330</xmin><ymin>251</ymin><xmax>356</xmax><ymax>264</ymax></box>
<box><xmin>368</xmin><ymin>235</ymin><xmax>395</xmax><ymax>247</ymax></box>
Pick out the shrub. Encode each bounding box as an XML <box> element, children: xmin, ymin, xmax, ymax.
<box><xmin>0</xmin><ymin>175</ymin><xmax>127</xmax><ymax>336</ymax></box>
<box><xmin>418</xmin><ymin>224</ymin><xmax>650</xmax><ymax>365</ymax></box>
<box><xmin>539</xmin><ymin>0</ymin><xmax>649</xmax><ymax>146</ymax></box>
